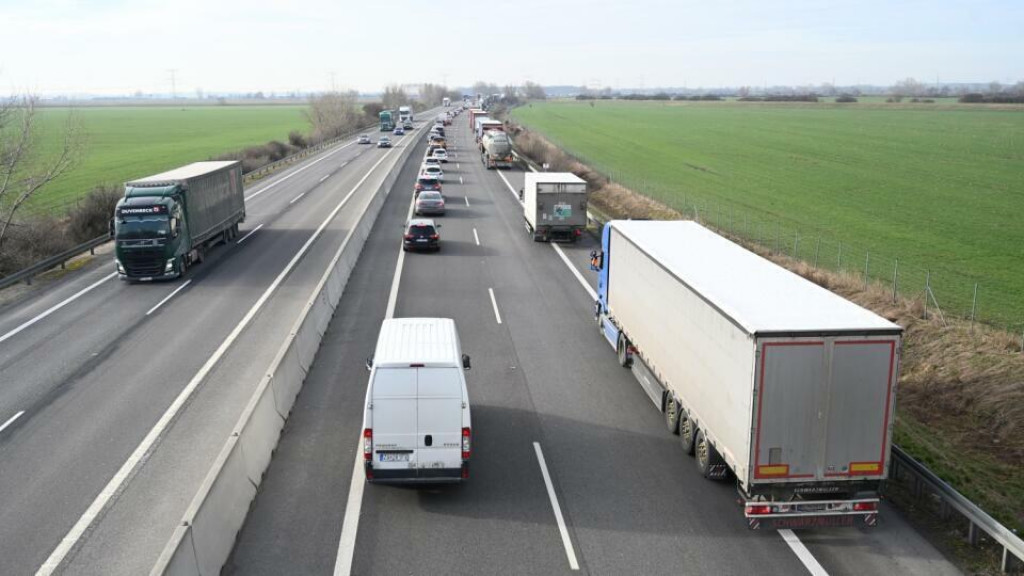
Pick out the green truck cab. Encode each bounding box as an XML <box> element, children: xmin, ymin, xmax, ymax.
<box><xmin>113</xmin><ymin>161</ymin><xmax>245</xmax><ymax>281</ymax></box>
<box><xmin>379</xmin><ymin>110</ymin><xmax>395</xmax><ymax>132</ymax></box>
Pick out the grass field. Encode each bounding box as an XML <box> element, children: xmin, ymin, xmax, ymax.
<box><xmin>512</xmin><ymin>100</ymin><xmax>1024</xmax><ymax>327</ymax></box>
<box><xmin>23</xmin><ymin>105</ymin><xmax>308</xmax><ymax>212</ymax></box>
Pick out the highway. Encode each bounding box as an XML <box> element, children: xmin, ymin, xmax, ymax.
<box><xmin>0</xmin><ymin>115</ymin><xmax>437</xmax><ymax>575</ymax></box>
<box><xmin>226</xmin><ymin>112</ymin><xmax>962</xmax><ymax>575</ymax></box>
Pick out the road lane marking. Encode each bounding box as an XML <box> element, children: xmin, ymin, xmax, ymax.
<box><xmin>236</xmin><ymin>223</ymin><xmax>263</xmax><ymax>245</ymax></box>
<box><xmin>459</xmin><ymin>176</ymin><xmax>464</xmax><ymax>185</ymax></box>
<box><xmin>244</xmin><ymin>140</ymin><xmax>355</xmax><ymax>200</ymax></box>
<box><xmin>0</xmin><ymin>410</ymin><xmax>25</xmax><ymax>434</ymax></box>
<box><xmin>319</xmin><ymin>174</ymin><xmax>330</xmax><ymax>183</ymax></box>
<box><xmin>779</xmin><ymin>529</ymin><xmax>829</xmax><ymax>576</ymax></box>
<box><xmin>145</xmin><ymin>280</ymin><xmax>192</xmax><ymax>316</ymax></box>
<box><xmin>464</xmin><ymin>196</ymin><xmax>470</xmax><ymax>207</ymax></box>
<box><xmin>0</xmin><ymin>272</ymin><xmax>117</xmax><ymax>346</ymax></box>
<box><xmin>473</xmin><ymin>228</ymin><xmax>480</xmax><ymax>246</ymax></box>
<box><xmin>551</xmin><ymin>244</ymin><xmax>597</xmax><ymax>301</ymax></box>
<box><xmin>36</xmin><ymin>146</ymin><xmax>400</xmax><ymax>576</ymax></box>
<box><xmin>488</xmin><ymin>288</ymin><xmax>502</xmax><ymax>324</ymax></box>
<box><xmin>289</xmin><ymin>192</ymin><xmax>306</xmax><ymax>205</ymax></box>
<box><xmin>533</xmin><ymin>442</ymin><xmax>580</xmax><ymax>571</ymax></box>
<box><xmin>496</xmin><ymin>170</ymin><xmax>520</xmax><ymax>202</ymax></box>
<box><xmin>335</xmin><ymin>124</ymin><xmax>429</xmax><ymax>576</ymax></box>
<box><xmin>457</xmin><ymin>163</ymin><xmax>460</xmax><ymax>169</ymax></box>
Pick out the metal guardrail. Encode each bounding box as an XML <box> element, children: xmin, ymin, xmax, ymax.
<box><xmin>890</xmin><ymin>446</ymin><xmax>1024</xmax><ymax>572</ymax></box>
<box><xmin>1</xmin><ymin>122</ymin><xmax>384</xmax><ymax>292</ymax></box>
<box><xmin>578</xmin><ymin>188</ymin><xmax>1024</xmax><ymax>573</ymax></box>
<box><xmin>0</xmin><ymin>234</ymin><xmax>109</xmax><ymax>290</ymax></box>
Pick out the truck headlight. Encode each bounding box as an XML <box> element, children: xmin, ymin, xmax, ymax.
<box><xmin>165</xmin><ymin>258</ymin><xmax>175</xmax><ymax>273</ymax></box>
<box><xmin>116</xmin><ymin>259</ymin><xmax>125</xmax><ymax>274</ymax></box>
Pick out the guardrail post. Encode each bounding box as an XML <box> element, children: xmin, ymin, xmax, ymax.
<box><xmin>967</xmin><ymin>520</ymin><xmax>979</xmax><ymax>545</ymax></box>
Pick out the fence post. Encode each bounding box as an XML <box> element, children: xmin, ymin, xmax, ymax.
<box><xmin>923</xmin><ymin>272</ymin><xmax>931</xmax><ymax>319</ymax></box>
<box><xmin>892</xmin><ymin>259</ymin><xmax>899</xmax><ymax>303</ymax></box>
<box><xmin>970</xmin><ymin>283</ymin><xmax>978</xmax><ymax>332</ymax></box>
<box><xmin>813</xmin><ymin>238</ymin><xmax>820</xmax><ymax>269</ymax></box>
<box><xmin>864</xmin><ymin>252</ymin><xmax>870</xmax><ymax>288</ymax></box>
<box><xmin>837</xmin><ymin>243</ymin><xmax>843</xmax><ymax>271</ymax></box>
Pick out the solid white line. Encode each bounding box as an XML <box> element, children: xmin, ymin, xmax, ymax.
<box><xmin>473</xmin><ymin>228</ymin><xmax>480</xmax><ymax>246</ymax></box>
<box><xmin>319</xmin><ymin>174</ymin><xmax>330</xmax><ymax>183</ymax></box>
<box><xmin>533</xmin><ymin>442</ymin><xmax>580</xmax><ymax>571</ymax></box>
<box><xmin>244</xmin><ymin>140</ymin><xmax>355</xmax><ymax>200</ymax></box>
<box><xmin>289</xmin><ymin>192</ymin><xmax>306</xmax><ymax>205</ymax></box>
<box><xmin>145</xmin><ymin>280</ymin><xmax>192</xmax><ymax>316</ymax></box>
<box><xmin>496</xmin><ymin>170</ymin><xmax>520</xmax><ymax>201</ymax></box>
<box><xmin>0</xmin><ymin>272</ymin><xmax>117</xmax><ymax>345</ymax></box>
<box><xmin>236</xmin><ymin>223</ymin><xmax>263</xmax><ymax>245</ymax></box>
<box><xmin>334</xmin><ymin>121</ymin><xmax>431</xmax><ymax>576</ymax></box>
<box><xmin>36</xmin><ymin>145</ymin><xmax>399</xmax><ymax>576</ymax></box>
<box><xmin>779</xmin><ymin>529</ymin><xmax>829</xmax><ymax>576</ymax></box>
<box><xmin>551</xmin><ymin>244</ymin><xmax>597</xmax><ymax>301</ymax></box>
<box><xmin>488</xmin><ymin>288</ymin><xmax>502</xmax><ymax>324</ymax></box>
<box><xmin>0</xmin><ymin>410</ymin><xmax>25</xmax><ymax>434</ymax></box>
<box><xmin>464</xmin><ymin>196</ymin><xmax>470</xmax><ymax>207</ymax></box>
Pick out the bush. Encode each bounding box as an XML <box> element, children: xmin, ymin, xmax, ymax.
<box><xmin>66</xmin><ymin>186</ymin><xmax>122</xmax><ymax>242</ymax></box>
<box><xmin>835</xmin><ymin>96</ymin><xmax>858</xmax><ymax>103</ymax></box>
<box><xmin>288</xmin><ymin>130</ymin><xmax>308</xmax><ymax>148</ymax></box>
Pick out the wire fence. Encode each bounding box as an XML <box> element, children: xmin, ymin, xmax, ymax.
<box><xmin>528</xmin><ymin>129</ymin><xmax>1024</xmax><ymax>347</ymax></box>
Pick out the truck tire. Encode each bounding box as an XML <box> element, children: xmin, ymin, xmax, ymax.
<box><xmin>616</xmin><ymin>333</ymin><xmax>632</xmax><ymax>368</ymax></box>
<box><xmin>695</xmin><ymin>430</ymin><xmax>727</xmax><ymax>481</ymax></box>
<box><xmin>680</xmin><ymin>416</ymin><xmax>696</xmax><ymax>455</ymax></box>
<box><xmin>664</xmin><ymin>395</ymin><xmax>680</xmax><ymax>435</ymax></box>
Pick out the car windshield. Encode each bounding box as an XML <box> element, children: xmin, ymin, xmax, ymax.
<box><xmin>408</xmin><ymin>224</ymin><xmax>436</xmax><ymax>237</ymax></box>
<box><xmin>434</xmin><ymin>150</ymin><xmax>446</xmax><ymax>155</ymax></box>
<box><xmin>418</xmin><ymin>192</ymin><xmax>442</xmax><ymax>201</ymax></box>
<box><xmin>116</xmin><ymin>214</ymin><xmax>170</xmax><ymax>240</ymax></box>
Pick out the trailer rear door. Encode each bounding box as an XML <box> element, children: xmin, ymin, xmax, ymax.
<box><xmin>752</xmin><ymin>337</ymin><xmax>897</xmax><ymax>483</ymax></box>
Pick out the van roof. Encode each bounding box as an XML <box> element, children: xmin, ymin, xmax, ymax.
<box><xmin>373</xmin><ymin>318</ymin><xmax>462</xmax><ymax>368</ymax></box>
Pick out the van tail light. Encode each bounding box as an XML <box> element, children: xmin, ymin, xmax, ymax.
<box><xmin>745</xmin><ymin>505</ymin><xmax>772</xmax><ymax>516</ymax></box>
<box><xmin>363</xmin><ymin>429</ymin><xmax>373</xmax><ymax>462</ymax></box>
<box><xmin>574</xmin><ymin>229</ymin><xmax>582</xmax><ymax>236</ymax></box>
<box><xmin>461</xmin><ymin>427</ymin><xmax>471</xmax><ymax>460</ymax></box>
<box><xmin>853</xmin><ymin>501</ymin><xmax>878</xmax><ymax>512</ymax></box>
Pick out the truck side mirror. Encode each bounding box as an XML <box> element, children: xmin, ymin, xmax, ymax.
<box><xmin>590</xmin><ymin>250</ymin><xmax>604</xmax><ymax>271</ymax></box>
<box><xmin>365</xmin><ymin>355</ymin><xmax>374</xmax><ymax>371</ymax></box>
<box><xmin>462</xmin><ymin>354</ymin><xmax>471</xmax><ymax>370</ymax></box>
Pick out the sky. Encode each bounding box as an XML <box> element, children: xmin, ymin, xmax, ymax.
<box><xmin>0</xmin><ymin>0</ymin><xmax>1021</xmax><ymax>96</ymax></box>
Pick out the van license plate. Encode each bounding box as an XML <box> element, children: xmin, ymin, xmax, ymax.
<box><xmin>379</xmin><ymin>453</ymin><xmax>409</xmax><ymax>462</ymax></box>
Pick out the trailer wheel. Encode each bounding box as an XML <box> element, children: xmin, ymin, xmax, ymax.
<box><xmin>695</xmin><ymin>430</ymin><xmax>727</xmax><ymax>480</ymax></box>
<box><xmin>616</xmin><ymin>333</ymin><xmax>632</xmax><ymax>368</ymax></box>
<box><xmin>680</xmin><ymin>416</ymin><xmax>696</xmax><ymax>455</ymax></box>
<box><xmin>664</xmin><ymin>396</ymin><xmax>680</xmax><ymax>435</ymax></box>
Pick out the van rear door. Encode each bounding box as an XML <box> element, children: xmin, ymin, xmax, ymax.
<box><xmin>416</xmin><ymin>367</ymin><xmax>464</xmax><ymax>474</ymax></box>
<box><xmin>371</xmin><ymin>368</ymin><xmax>418</xmax><ymax>473</ymax></box>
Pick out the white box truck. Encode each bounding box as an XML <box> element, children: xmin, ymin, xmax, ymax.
<box><xmin>523</xmin><ymin>172</ymin><xmax>588</xmax><ymax>242</ymax></box>
<box><xmin>592</xmin><ymin>220</ymin><xmax>902</xmax><ymax>529</ymax></box>
<box><xmin>362</xmin><ymin>318</ymin><xmax>472</xmax><ymax>483</ymax></box>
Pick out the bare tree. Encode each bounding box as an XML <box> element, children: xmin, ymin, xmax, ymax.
<box><xmin>891</xmin><ymin>77</ymin><xmax>924</xmax><ymax>98</ymax></box>
<box><xmin>988</xmin><ymin>81</ymin><xmax>1003</xmax><ymax>95</ymax></box>
<box><xmin>522</xmin><ymin>81</ymin><xmax>546</xmax><ymax>100</ymax></box>
<box><xmin>381</xmin><ymin>85</ymin><xmax>410</xmax><ymax>110</ymax></box>
<box><xmin>0</xmin><ymin>95</ymin><xmax>81</xmax><ymax>256</ymax></box>
<box><xmin>304</xmin><ymin>91</ymin><xmax>363</xmax><ymax>142</ymax></box>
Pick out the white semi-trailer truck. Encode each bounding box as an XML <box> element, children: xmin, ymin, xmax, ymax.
<box><xmin>591</xmin><ymin>220</ymin><xmax>902</xmax><ymax>529</ymax></box>
<box><xmin>523</xmin><ymin>172</ymin><xmax>588</xmax><ymax>242</ymax></box>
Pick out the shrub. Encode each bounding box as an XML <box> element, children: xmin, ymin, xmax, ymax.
<box><xmin>66</xmin><ymin>186</ymin><xmax>122</xmax><ymax>242</ymax></box>
<box><xmin>288</xmin><ymin>130</ymin><xmax>308</xmax><ymax>148</ymax></box>
<box><xmin>835</xmin><ymin>96</ymin><xmax>858</xmax><ymax>103</ymax></box>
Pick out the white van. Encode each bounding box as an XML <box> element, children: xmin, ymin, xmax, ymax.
<box><xmin>362</xmin><ymin>318</ymin><xmax>472</xmax><ymax>483</ymax></box>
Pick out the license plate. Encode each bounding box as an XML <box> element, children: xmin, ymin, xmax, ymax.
<box><xmin>379</xmin><ymin>453</ymin><xmax>409</xmax><ymax>462</ymax></box>
<box><xmin>416</xmin><ymin>239</ymin><xmax>427</xmax><ymax>243</ymax></box>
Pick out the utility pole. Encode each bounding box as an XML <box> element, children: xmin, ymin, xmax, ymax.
<box><xmin>167</xmin><ymin>69</ymin><xmax>178</xmax><ymax>99</ymax></box>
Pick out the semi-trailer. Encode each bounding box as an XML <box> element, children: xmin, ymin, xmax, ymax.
<box><xmin>523</xmin><ymin>172</ymin><xmax>587</xmax><ymax>242</ymax></box>
<box><xmin>475</xmin><ymin>119</ymin><xmax>504</xmax><ymax>146</ymax></box>
<box><xmin>591</xmin><ymin>220</ymin><xmax>902</xmax><ymax>529</ymax></box>
<box><xmin>480</xmin><ymin>131</ymin><xmax>514</xmax><ymax>169</ymax></box>
<box><xmin>113</xmin><ymin>161</ymin><xmax>245</xmax><ymax>281</ymax></box>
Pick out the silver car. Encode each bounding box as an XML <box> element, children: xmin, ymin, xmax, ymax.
<box><xmin>414</xmin><ymin>191</ymin><xmax>446</xmax><ymax>216</ymax></box>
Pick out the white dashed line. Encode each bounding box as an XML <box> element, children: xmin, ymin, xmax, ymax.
<box><xmin>0</xmin><ymin>272</ymin><xmax>117</xmax><ymax>345</ymax></box>
<box><xmin>236</xmin><ymin>224</ymin><xmax>263</xmax><ymax>245</ymax></box>
<box><xmin>534</xmin><ymin>442</ymin><xmax>580</xmax><ymax>571</ymax></box>
<box><xmin>0</xmin><ymin>411</ymin><xmax>25</xmax><ymax>434</ymax></box>
<box><xmin>488</xmin><ymin>287</ymin><xmax>502</xmax><ymax>324</ymax></box>
<box><xmin>290</xmin><ymin>192</ymin><xmax>306</xmax><ymax>205</ymax></box>
<box><xmin>473</xmin><ymin>228</ymin><xmax>480</xmax><ymax>246</ymax></box>
<box><xmin>551</xmin><ymin>244</ymin><xmax>597</xmax><ymax>301</ymax></box>
<box><xmin>464</xmin><ymin>196</ymin><xmax>470</xmax><ymax>207</ymax></box>
<box><xmin>779</xmin><ymin>529</ymin><xmax>829</xmax><ymax>576</ymax></box>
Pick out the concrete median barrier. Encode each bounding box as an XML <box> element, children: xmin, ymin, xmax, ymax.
<box><xmin>150</xmin><ymin>123</ymin><xmax>427</xmax><ymax>576</ymax></box>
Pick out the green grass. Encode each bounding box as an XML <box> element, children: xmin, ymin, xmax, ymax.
<box><xmin>24</xmin><ymin>105</ymin><xmax>308</xmax><ymax>211</ymax></box>
<box><xmin>512</xmin><ymin>100</ymin><xmax>1024</xmax><ymax>327</ymax></box>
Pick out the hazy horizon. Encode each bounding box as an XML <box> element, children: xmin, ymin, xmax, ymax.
<box><xmin>1</xmin><ymin>0</ymin><xmax>1020</xmax><ymax>96</ymax></box>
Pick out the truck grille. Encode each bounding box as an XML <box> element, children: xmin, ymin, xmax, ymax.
<box><xmin>121</xmin><ymin>248</ymin><xmax>164</xmax><ymax>277</ymax></box>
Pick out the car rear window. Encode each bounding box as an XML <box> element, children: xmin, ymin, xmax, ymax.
<box><xmin>417</xmin><ymin>178</ymin><xmax>438</xmax><ymax>186</ymax></box>
<box><xmin>418</xmin><ymin>192</ymin><xmax>442</xmax><ymax>201</ymax></box>
<box><xmin>409</xmin><ymin>224</ymin><xmax>436</xmax><ymax>237</ymax></box>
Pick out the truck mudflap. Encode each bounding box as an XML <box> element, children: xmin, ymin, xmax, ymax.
<box><xmin>744</xmin><ymin>498</ymin><xmax>879</xmax><ymax>530</ymax></box>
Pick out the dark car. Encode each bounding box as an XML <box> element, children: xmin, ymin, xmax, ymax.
<box><xmin>415</xmin><ymin>191</ymin><xmax>446</xmax><ymax>216</ymax></box>
<box><xmin>377</xmin><ymin>136</ymin><xmax>392</xmax><ymax>148</ymax></box>
<box><xmin>403</xmin><ymin>219</ymin><xmax>441</xmax><ymax>252</ymax></box>
<box><xmin>414</xmin><ymin>176</ymin><xmax>442</xmax><ymax>196</ymax></box>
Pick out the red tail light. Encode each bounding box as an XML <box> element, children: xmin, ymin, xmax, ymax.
<box><xmin>574</xmin><ymin>229</ymin><xmax>582</xmax><ymax>236</ymax></box>
<box><xmin>461</xmin><ymin>427</ymin><xmax>471</xmax><ymax>460</ymax></box>
<box><xmin>363</xmin><ymin>429</ymin><xmax>372</xmax><ymax>462</ymax></box>
<box><xmin>853</xmin><ymin>501</ymin><xmax>878</xmax><ymax>512</ymax></box>
<box><xmin>745</xmin><ymin>505</ymin><xmax>772</xmax><ymax>515</ymax></box>
<box><xmin>430</xmin><ymin>234</ymin><xmax>439</xmax><ymax>240</ymax></box>
<box><xmin>404</xmin><ymin>234</ymin><xmax>413</xmax><ymax>240</ymax></box>
<box><xmin>415</xmin><ymin>183</ymin><xmax>423</xmax><ymax>191</ymax></box>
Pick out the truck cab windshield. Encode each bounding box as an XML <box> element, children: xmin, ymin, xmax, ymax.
<box><xmin>116</xmin><ymin>214</ymin><xmax>170</xmax><ymax>239</ymax></box>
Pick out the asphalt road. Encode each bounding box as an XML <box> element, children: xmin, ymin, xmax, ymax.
<box><xmin>227</xmin><ymin>112</ymin><xmax>962</xmax><ymax>575</ymax></box>
<box><xmin>0</xmin><ymin>114</ymin><xmax>437</xmax><ymax>575</ymax></box>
